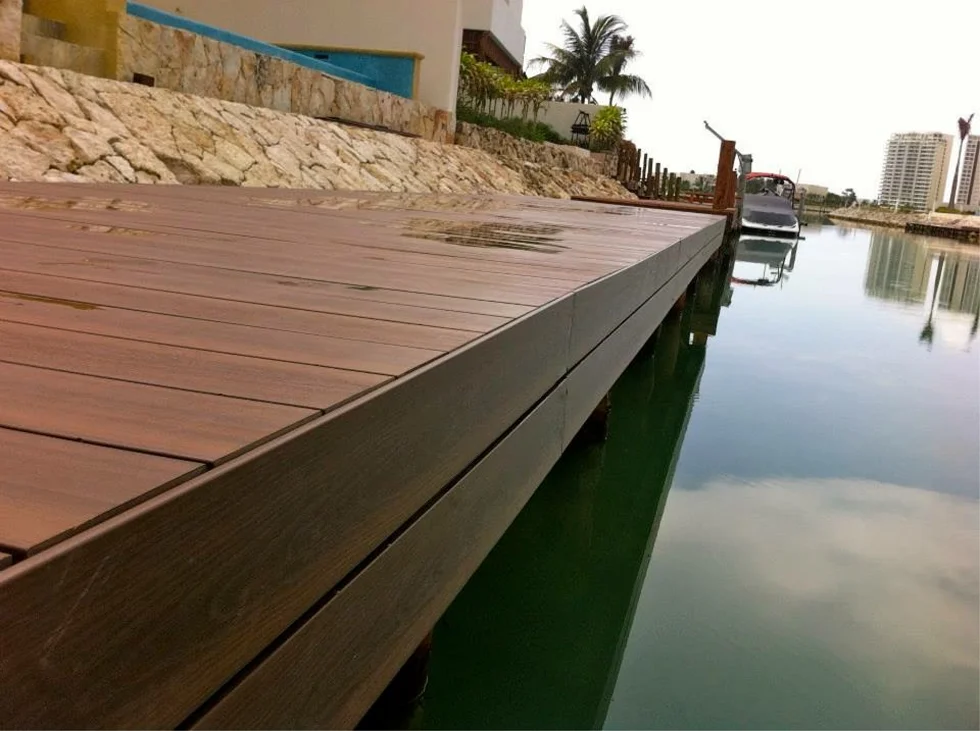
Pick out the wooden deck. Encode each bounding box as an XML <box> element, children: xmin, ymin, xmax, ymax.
<box><xmin>0</xmin><ymin>182</ymin><xmax>726</xmax><ymax>728</ymax></box>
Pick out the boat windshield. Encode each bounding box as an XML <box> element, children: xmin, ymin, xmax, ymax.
<box><xmin>746</xmin><ymin>176</ymin><xmax>795</xmax><ymax>200</ymax></box>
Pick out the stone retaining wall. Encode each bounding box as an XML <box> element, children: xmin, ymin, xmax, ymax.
<box><xmin>455</xmin><ymin>121</ymin><xmax>617</xmax><ymax>177</ymax></box>
<box><xmin>828</xmin><ymin>207</ymin><xmax>980</xmax><ymax>231</ymax></box>
<box><xmin>117</xmin><ymin>15</ymin><xmax>452</xmax><ymax>143</ymax></box>
<box><xmin>0</xmin><ymin>60</ymin><xmax>631</xmax><ymax>200</ymax></box>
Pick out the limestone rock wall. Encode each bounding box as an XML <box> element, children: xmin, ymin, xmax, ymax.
<box><xmin>0</xmin><ymin>0</ymin><xmax>21</xmax><ymax>62</ymax></box>
<box><xmin>0</xmin><ymin>60</ymin><xmax>631</xmax><ymax>200</ymax></box>
<box><xmin>116</xmin><ymin>15</ymin><xmax>453</xmax><ymax>144</ymax></box>
<box><xmin>455</xmin><ymin>121</ymin><xmax>616</xmax><ymax>177</ymax></box>
<box><xmin>827</xmin><ymin>207</ymin><xmax>980</xmax><ymax>231</ymax></box>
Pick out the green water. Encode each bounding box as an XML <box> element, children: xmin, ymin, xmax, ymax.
<box><xmin>416</xmin><ymin>223</ymin><xmax>980</xmax><ymax>730</ymax></box>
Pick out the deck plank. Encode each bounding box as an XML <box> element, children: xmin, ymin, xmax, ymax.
<box><xmin>0</xmin><ymin>269</ymin><xmax>477</xmax><ymax>352</ymax></box>
<box><xmin>0</xmin><ymin>212</ymin><xmax>577</xmax><ymax>306</ymax></box>
<box><xmin>0</xmin><ymin>286</ymin><xmax>441</xmax><ymax>376</ymax></box>
<box><xmin>0</xmin><ymin>320</ymin><xmax>386</xmax><ymax>409</ymax></box>
<box><xmin>0</xmin><ymin>428</ymin><xmax>204</xmax><ymax>554</ymax></box>
<box><xmin>0</xmin><ymin>240</ymin><xmax>529</xmax><ymax>325</ymax></box>
<box><xmin>0</xmin><ymin>362</ymin><xmax>317</xmax><ymax>462</ymax></box>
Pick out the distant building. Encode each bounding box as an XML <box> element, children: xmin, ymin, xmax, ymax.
<box><xmin>877</xmin><ymin>132</ymin><xmax>953</xmax><ymax>212</ymax></box>
<box><xmin>461</xmin><ymin>0</ymin><xmax>526</xmax><ymax>75</ymax></box>
<box><xmin>954</xmin><ymin>135</ymin><xmax>980</xmax><ymax>212</ymax></box>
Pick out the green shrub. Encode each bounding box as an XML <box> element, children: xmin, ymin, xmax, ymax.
<box><xmin>457</xmin><ymin>104</ymin><xmax>566</xmax><ymax>144</ymax></box>
<box><xmin>589</xmin><ymin>106</ymin><xmax>626</xmax><ymax>151</ymax></box>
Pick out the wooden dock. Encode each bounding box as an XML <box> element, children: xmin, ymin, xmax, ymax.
<box><xmin>0</xmin><ymin>182</ymin><xmax>726</xmax><ymax>728</ymax></box>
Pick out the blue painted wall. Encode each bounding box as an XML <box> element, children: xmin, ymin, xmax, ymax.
<box><xmin>283</xmin><ymin>48</ymin><xmax>416</xmax><ymax>100</ymax></box>
<box><xmin>126</xmin><ymin>2</ymin><xmax>379</xmax><ymax>91</ymax></box>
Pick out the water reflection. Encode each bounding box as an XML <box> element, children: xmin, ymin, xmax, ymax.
<box><xmin>732</xmin><ymin>237</ymin><xmax>797</xmax><ymax>287</ymax></box>
<box><xmin>416</xmin><ymin>249</ymin><xmax>735</xmax><ymax>730</ymax></box>
<box><xmin>865</xmin><ymin>230</ymin><xmax>980</xmax><ymax>350</ymax></box>
<box><xmin>604</xmin><ymin>477</ymin><xmax>979</xmax><ymax>730</ymax></box>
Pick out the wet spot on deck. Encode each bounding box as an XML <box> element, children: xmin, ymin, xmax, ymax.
<box><xmin>0</xmin><ymin>291</ymin><xmax>99</xmax><ymax>310</ymax></box>
<box><xmin>402</xmin><ymin>219</ymin><xmax>566</xmax><ymax>254</ymax></box>
<box><xmin>0</xmin><ymin>195</ymin><xmax>149</xmax><ymax>212</ymax></box>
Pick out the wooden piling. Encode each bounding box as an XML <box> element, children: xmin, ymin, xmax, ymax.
<box><xmin>653</xmin><ymin>163</ymin><xmax>661</xmax><ymax>200</ymax></box>
<box><xmin>713</xmin><ymin>140</ymin><xmax>736</xmax><ymax>211</ymax></box>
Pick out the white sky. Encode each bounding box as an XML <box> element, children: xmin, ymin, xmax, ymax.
<box><xmin>520</xmin><ymin>0</ymin><xmax>980</xmax><ymax>200</ymax></box>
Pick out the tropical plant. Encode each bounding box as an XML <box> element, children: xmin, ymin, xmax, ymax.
<box><xmin>588</xmin><ymin>105</ymin><xmax>626</xmax><ymax>151</ymax></box>
<box><xmin>948</xmin><ymin>113</ymin><xmax>974</xmax><ymax>209</ymax></box>
<box><xmin>529</xmin><ymin>7</ymin><xmax>651</xmax><ymax>105</ymax></box>
<box><xmin>457</xmin><ymin>52</ymin><xmax>551</xmax><ymax>122</ymax></box>
<box><xmin>604</xmin><ymin>34</ymin><xmax>650</xmax><ymax>105</ymax></box>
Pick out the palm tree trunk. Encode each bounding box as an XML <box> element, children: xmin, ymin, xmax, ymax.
<box><xmin>949</xmin><ymin>136</ymin><xmax>966</xmax><ymax>209</ymax></box>
<box><xmin>608</xmin><ymin>91</ymin><xmax>615</xmax><ymax>106</ymax></box>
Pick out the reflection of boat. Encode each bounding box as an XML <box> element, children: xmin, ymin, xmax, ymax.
<box><xmin>741</xmin><ymin>173</ymin><xmax>800</xmax><ymax>238</ymax></box>
<box><xmin>732</xmin><ymin>236</ymin><xmax>797</xmax><ymax>287</ymax></box>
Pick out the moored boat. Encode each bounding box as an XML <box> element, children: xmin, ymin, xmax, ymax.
<box><xmin>741</xmin><ymin>173</ymin><xmax>800</xmax><ymax>238</ymax></box>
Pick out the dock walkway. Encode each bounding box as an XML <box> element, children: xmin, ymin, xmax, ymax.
<box><xmin>0</xmin><ymin>183</ymin><xmax>725</xmax><ymax>728</ymax></box>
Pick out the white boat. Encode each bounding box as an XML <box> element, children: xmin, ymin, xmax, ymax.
<box><xmin>740</xmin><ymin>173</ymin><xmax>800</xmax><ymax>238</ymax></box>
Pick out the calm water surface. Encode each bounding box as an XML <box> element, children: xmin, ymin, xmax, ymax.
<box><xmin>417</xmin><ymin>223</ymin><xmax>980</xmax><ymax>730</ymax></box>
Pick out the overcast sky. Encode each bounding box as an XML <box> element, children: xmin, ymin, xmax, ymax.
<box><xmin>521</xmin><ymin>0</ymin><xmax>980</xmax><ymax>200</ymax></box>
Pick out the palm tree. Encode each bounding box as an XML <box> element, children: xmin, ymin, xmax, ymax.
<box><xmin>604</xmin><ymin>35</ymin><xmax>651</xmax><ymax>106</ymax></box>
<box><xmin>530</xmin><ymin>7</ymin><xmax>651</xmax><ymax>105</ymax></box>
<box><xmin>948</xmin><ymin>113</ymin><xmax>974</xmax><ymax>210</ymax></box>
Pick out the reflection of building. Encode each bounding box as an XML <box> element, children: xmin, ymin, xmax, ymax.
<box><xmin>865</xmin><ymin>230</ymin><xmax>980</xmax><ymax>315</ymax></box>
<box><xmin>864</xmin><ymin>231</ymin><xmax>932</xmax><ymax>304</ymax></box>
<box><xmin>878</xmin><ymin>132</ymin><xmax>953</xmax><ymax>211</ymax></box>
<box><xmin>938</xmin><ymin>254</ymin><xmax>980</xmax><ymax>314</ymax></box>
<box><xmin>954</xmin><ymin>135</ymin><xmax>980</xmax><ymax>212</ymax></box>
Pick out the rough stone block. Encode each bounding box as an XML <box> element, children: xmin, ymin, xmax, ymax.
<box><xmin>0</xmin><ymin>0</ymin><xmax>22</xmax><ymax>62</ymax></box>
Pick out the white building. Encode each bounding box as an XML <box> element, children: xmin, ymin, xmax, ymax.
<box><xmin>954</xmin><ymin>135</ymin><xmax>980</xmax><ymax>212</ymax></box>
<box><xmin>877</xmin><ymin>132</ymin><xmax>953</xmax><ymax>212</ymax></box>
<box><xmin>461</xmin><ymin>0</ymin><xmax>526</xmax><ymax>74</ymax></box>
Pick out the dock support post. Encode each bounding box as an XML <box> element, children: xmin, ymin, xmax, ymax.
<box><xmin>572</xmin><ymin>393</ymin><xmax>612</xmax><ymax>445</ymax></box>
<box><xmin>655</xmin><ymin>310</ymin><xmax>683</xmax><ymax>382</ymax></box>
<box><xmin>671</xmin><ymin>291</ymin><xmax>687</xmax><ymax>313</ymax></box>
<box><xmin>357</xmin><ymin>632</ymin><xmax>433</xmax><ymax>729</ymax></box>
